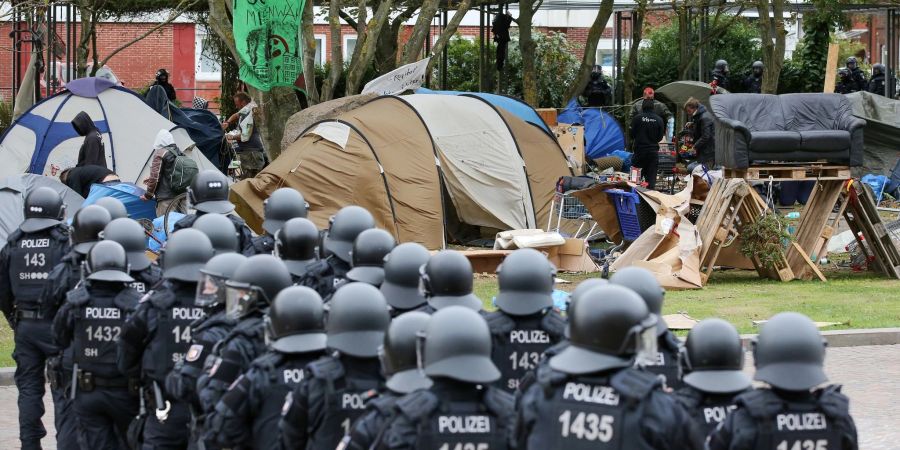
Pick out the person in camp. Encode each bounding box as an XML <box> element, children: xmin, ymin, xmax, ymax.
<box><xmin>151</xmin><ymin>68</ymin><xmax>177</xmax><ymax>101</ymax></box>
<box><xmin>60</xmin><ymin>165</ymin><xmax>120</xmax><ymax>198</ymax></box>
<box><xmin>743</xmin><ymin>61</ymin><xmax>764</xmax><ymax>94</ymax></box>
<box><xmin>846</xmin><ymin>57</ymin><xmax>868</xmax><ymax>93</ymax></box>
<box><xmin>868</xmin><ymin>63</ymin><xmax>887</xmax><ymax>96</ymax></box>
<box><xmin>711</xmin><ymin>59</ymin><xmax>730</xmax><ymax>90</ymax></box>
<box><xmin>582</xmin><ymin>65</ymin><xmax>612</xmax><ymax>108</ymax></box>
<box><xmin>72</xmin><ymin>111</ymin><xmax>107</xmax><ymax>169</ymax></box>
<box><xmin>630</xmin><ymin>99</ymin><xmax>666</xmax><ymax>190</ymax></box>
<box><xmin>630</xmin><ymin>87</ymin><xmax>674</xmax><ymax>140</ymax></box>
<box><xmin>142</xmin><ymin>129</ymin><xmax>198</xmax><ymax>216</ymax></box>
<box><xmin>224</xmin><ymin>92</ymin><xmax>266</xmax><ymax>178</ymax></box>
<box><xmin>172</xmin><ymin>170</ymin><xmax>254</xmax><ymax>254</ymax></box>
<box><xmin>684</xmin><ymin>97</ymin><xmax>716</xmax><ymax>167</ymax></box>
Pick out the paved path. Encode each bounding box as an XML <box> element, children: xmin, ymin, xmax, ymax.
<box><xmin>0</xmin><ymin>345</ymin><xmax>897</xmax><ymax>449</ymax></box>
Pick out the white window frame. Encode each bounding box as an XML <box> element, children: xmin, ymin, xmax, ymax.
<box><xmin>195</xmin><ymin>28</ymin><xmax>222</xmax><ymax>82</ymax></box>
<box><xmin>343</xmin><ymin>34</ymin><xmax>358</xmax><ymax>61</ymax></box>
<box><xmin>314</xmin><ymin>34</ymin><xmax>327</xmax><ymax>67</ymax></box>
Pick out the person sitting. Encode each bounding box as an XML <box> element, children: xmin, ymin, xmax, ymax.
<box><xmin>60</xmin><ymin>166</ymin><xmax>119</xmax><ymax>198</ymax></box>
<box><xmin>72</xmin><ymin>112</ymin><xmax>107</xmax><ymax>169</ymax></box>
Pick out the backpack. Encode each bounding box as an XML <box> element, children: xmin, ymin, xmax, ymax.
<box><xmin>166</xmin><ymin>146</ymin><xmax>199</xmax><ymax>194</ymax></box>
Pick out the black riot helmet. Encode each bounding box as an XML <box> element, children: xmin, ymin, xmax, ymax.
<box><xmin>161</xmin><ymin>229</ymin><xmax>214</xmax><ymax>282</ymax></box>
<box><xmin>565</xmin><ymin>278</ymin><xmax>608</xmax><ymax>338</ymax></box>
<box><xmin>265</xmin><ymin>286</ymin><xmax>327</xmax><ymax>354</ymax></box>
<box><xmin>325</xmin><ymin>282</ymin><xmax>391</xmax><ymax>358</ymax></box>
<box><xmin>610</xmin><ymin>266</ymin><xmax>667</xmax><ymax>336</ymax></box>
<box><xmin>102</xmin><ymin>218</ymin><xmax>151</xmax><ymax>271</ymax></box>
<box><xmin>381</xmin><ymin>243</ymin><xmax>431</xmax><ymax>311</ymax></box>
<box><xmin>196</xmin><ymin>253</ymin><xmax>247</xmax><ymax>309</ymax></box>
<box><xmin>85</xmin><ymin>240</ymin><xmax>134</xmax><ymax>283</ymax></box>
<box><xmin>262</xmin><ymin>188</ymin><xmax>309</xmax><ymax>235</ymax></box>
<box><xmin>346</xmin><ymin>228</ymin><xmax>396</xmax><ymax>286</ymax></box>
<box><xmin>22</xmin><ymin>186</ymin><xmax>65</xmax><ymax>233</ymax></box>
<box><xmin>838</xmin><ymin>67</ymin><xmax>850</xmax><ymax>79</ymax></box>
<box><xmin>422</xmin><ymin>306</ymin><xmax>500</xmax><ymax>384</ymax></box>
<box><xmin>224</xmin><ymin>255</ymin><xmax>292</xmax><ymax>319</ymax></box>
<box><xmin>323</xmin><ymin>205</ymin><xmax>375</xmax><ymax>263</ymax></box>
<box><xmin>94</xmin><ymin>197</ymin><xmax>127</xmax><ymax>220</ymax></box>
<box><xmin>420</xmin><ymin>250</ymin><xmax>481</xmax><ymax>311</ymax></box>
<box><xmin>72</xmin><ymin>205</ymin><xmax>113</xmax><ymax>255</ymax></box>
<box><xmin>715</xmin><ymin>59</ymin><xmax>729</xmax><ymax>74</ymax></box>
<box><xmin>681</xmin><ymin>318</ymin><xmax>751</xmax><ymax>394</ymax></box>
<box><xmin>873</xmin><ymin>63</ymin><xmax>886</xmax><ymax>76</ymax></box>
<box><xmin>187</xmin><ymin>170</ymin><xmax>233</xmax><ymax>214</ymax></box>
<box><xmin>550</xmin><ymin>285</ymin><xmax>657</xmax><ymax>375</ymax></box>
<box><xmin>846</xmin><ymin>56</ymin><xmax>858</xmax><ymax>70</ymax></box>
<box><xmin>156</xmin><ymin>68</ymin><xmax>169</xmax><ymax>82</ymax></box>
<box><xmin>752</xmin><ymin>60</ymin><xmax>764</xmax><ymax>76</ymax></box>
<box><xmin>274</xmin><ymin>218</ymin><xmax>319</xmax><ymax>277</ymax></box>
<box><xmin>752</xmin><ymin>312</ymin><xmax>827</xmax><ymax>391</ymax></box>
<box><xmin>380</xmin><ymin>311</ymin><xmax>432</xmax><ymax>393</ymax></box>
<box><xmin>193</xmin><ymin>213</ymin><xmax>240</xmax><ymax>255</ymax></box>
<box><xmin>494</xmin><ymin>248</ymin><xmax>555</xmax><ymax>316</ymax></box>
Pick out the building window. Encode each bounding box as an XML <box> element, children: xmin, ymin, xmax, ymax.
<box><xmin>343</xmin><ymin>35</ymin><xmax>358</xmax><ymax>61</ymax></box>
<box><xmin>596</xmin><ymin>50</ymin><xmax>615</xmax><ymax>68</ymax></box>
<box><xmin>314</xmin><ymin>34</ymin><xmax>326</xmax><ymax>66</ymax></box>
<box><xmin>196</xmin><ymin>30</ymin><xmax>222</xmax><ymax>81</ymax></box>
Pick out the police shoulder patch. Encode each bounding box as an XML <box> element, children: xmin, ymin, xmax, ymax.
<box><xmin>186</xmin><ymin>344</ymin><xmax>204</xmax><ymax>362</ymax></box>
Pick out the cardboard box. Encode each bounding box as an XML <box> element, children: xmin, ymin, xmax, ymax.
<box><xmin>466</xmin><ymin>237</ymin><xmax>599</xmax><ymax>274</ymax></box>
<box><xmin>536</xmin><ymin>108</ymin><xmax>558</xmax><ymax>127</ymax></box>
<box><xmin>463</xmin><ymin>250</ymin><xmax>512</xmax><ymax>274</ymax></box>
<box><xmin>555</xmin><ymin>124</ymin><xmax>585</xmax><ymax>174</ymax></box>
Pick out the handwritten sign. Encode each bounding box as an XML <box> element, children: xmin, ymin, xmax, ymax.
<box><xmin>362</xmin><ymin>58</ymin><xmax>431</xmax><ymax>96</ymax></box>
<box><xmin>233</xmin><ymin>0</ymin><xmax>305</xmax><ymax>91</ymax></box>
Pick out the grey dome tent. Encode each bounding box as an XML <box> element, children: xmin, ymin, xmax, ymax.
<box><xmin>0</xmin><ymin>174</ymin><xmax>83</xmax><ymax>249</ymax></box>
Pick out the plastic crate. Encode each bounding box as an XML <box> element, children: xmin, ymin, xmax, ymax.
<box><xmin>605</xmin><ymin>189</ymin><xmax>643</xmax><ymax>241</ymax></box>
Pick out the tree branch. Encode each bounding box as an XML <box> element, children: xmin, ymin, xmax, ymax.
<box><xmin>339</xmin><ymin>10</ymin><xmax>359</xmax><ymax>30</ymax></box>
<box><xmin>532</xmin><ymin>0</ymin><xmax>544</xmax><ymax>14</ymax></box>
<box><xmin>97</xmin><ymin>0</ymin><xmax>200</xmax><ymax>69</ymax></box>
<box><xmin>425</xmin><ymin>0</ymin><xmax>473</xmax><ymax>74</ymax></box>
<box><xmin>400</xmin><ymin>0</ymin><xmax>440</xmax><ymax>65</ymax></box>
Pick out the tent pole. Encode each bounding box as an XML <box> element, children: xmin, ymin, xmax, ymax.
<box><xmin>479</xmin><ymin>5</ymin><xmax>484</xmax><ymax>92</ymax></box>
<box><xmin>441</xmin><ymin>9</ymin><xmax>448</xmax><ymax>90</ymax></box>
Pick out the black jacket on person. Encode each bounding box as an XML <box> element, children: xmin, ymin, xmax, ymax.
<box><xmin>72</xmin><ymin>111</ymin><xmax>107</xmax><ymax>169</ymax></box>
<box><xmin>743</xmin><ymin>75</ymin><xmax>762</xmax><ymax>93</ymax></box>
<box><xmin>868</xmin><ymin>73</ymin><xmax>886</xmax><ymax>96</ymax></box>
<box><xmin>63</xmin><ymin>165</ymin><xmax>116</xmax><ymax>198</ymax></box>
<box><xmin>151</xmin><ymin>81</ymin><xmax>177</xmax><ymax>101</ymax></box>
<box><xmin>691</xmin><ymin>104</ymin><xmax>716</xmax><ymax>166</ymax></box>
<box><xmin>631</xmin><ymin>110</ymin><xmax>665</xmax><ymax>155</ymax></box>
<box><xmin>849</xmin><ymin>68</ymin><xmax>868</xmax><ymax>93</ymax></box>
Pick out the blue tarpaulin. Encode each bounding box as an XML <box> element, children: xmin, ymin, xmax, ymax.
<box><xmin>416</xmin><ymin>88</ymin><xmax>552</xmax><ymax>133</ymax></box>
<box><xmin>148</xmin><ymin>212</ymin><xmax>185</xmax><ymax>252</ymax></box>
<box><xmin>558</xmin><ymin>99</ymin><xmax>626</xmax><ymax>160</ymax></box>
<box><xmin>82</xmin><ymin>182</ymin><xmax>157</xmax><ymax>221</ymax></box>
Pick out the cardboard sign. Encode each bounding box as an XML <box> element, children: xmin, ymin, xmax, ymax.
<box><xmin>362</xmin><ymin>58</ymin><xmax>431</xmax><ymax>96</ymax></box>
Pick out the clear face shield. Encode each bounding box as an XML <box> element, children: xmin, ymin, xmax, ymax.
<box><xmin>224</xmin><ymin>282</ymin><xmax>261</xmax><ymax>319</ymax></box>
<box><xmin>196</xmin><ymin>272</ymin><xmax>228</xmax><ymax>309</ymax></box>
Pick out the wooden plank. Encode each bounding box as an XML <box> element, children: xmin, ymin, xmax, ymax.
<box><xmin>790</xmin><ymin>242</ymin><xmax>827</xmax><ymax>282</ymax></box>
<box><xmin>723</xmin><ymin>165</ymin><xmax>851</xmax><ymax>181</ymax></box>
<box><xmin>824</xmin><ymin>43</ymin><xmax>840</xmax><ymax>93</ymax></box>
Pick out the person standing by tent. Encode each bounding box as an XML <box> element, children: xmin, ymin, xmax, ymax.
<box><xmin>142</xmin><ymin>129</ymin><xmax>197</xmax><ymax>216</ymax></box>
<box><xmin>72</xmin><ymin>111</ymin><xmax>107</xmax><ymax>168</ymax></box>
<box><xmin>684</xmin><ymin>97</ymin><xmax>716</xmax><ymax>167</ymax></box>
<box><xmin>151</xmin><ymin>68</ymin><xmax>177</xmax><ymax>102</ymax></box>
<box><xmin>743</xmin><ymin>61</ymin><xmax>764</xmax><ymax>93</ymax></box>
<box><xmin>868</xmin><ymin>63</ymin><xmax>887</xmax><ymax>96</ymax></box>
<box><xmin>631</xmin><ymin>99</ymin><xmax>665</xmax><ymax>189</ymax></box>
<box><xmin>711</xmin><ymin>60</ymin><xmax>730</xmax><ymax>91</ymax></box>
<box><xmin>846</xmin><ymin>57</ymin><xmax>868</xmax><ymax>93</ymax></box>
<box><xmin>582</xmin><ymin>65</ymin><xmax>612</xmax><ymax>108</ymax></box>
<box><xmin>224</xmin><ymin>92</ymin><xmax>266</xmax><ymax>178</ymax></box>
<box><xmin>630</xmin><ymin>87</ymin><xmax>674</xmax><ymax>141</ymax></box>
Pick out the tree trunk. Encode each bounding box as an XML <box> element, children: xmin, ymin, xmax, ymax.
<box><xmin>565</xmin><ymin>0</ymin><xmax>615</xmax><ymax>102</ymax></box>
<box><xmin>425</xmin><ymin>0</ymin><xmax>473</xmax><ymax>74</ymax></box>
<box><xmin>345</xmin><ymin>0</ymin><xmax>395</xmax><ymax>94</ymax></box>
<box><xmin>675</xmin><ymin>2</ymin><xmax>694</xmax><ymax>80</ymax></box>
<box><xmin>301</xmin><ymin>0</ymin><xmax>320</xmax><ymax>104</ymax></box>
<box><xmin>756</xmin><ymin>0</ymin><xmax>786</xmax><ymax>93</ymax></box>
<box><xmin>623</xmin><ymin>3</ymin><xmax>647</xmax><ymax>106</ymax></box>
<box><xmin>518</xmin><ymin>0</ymin><xmax>538</xmax><ymax>105</ymax></box>
<box><xmin>90</xmin><ymin>11</ymin><xmax>100</xmax><ymax>76</ymax></box>
<box><xmin>320</xmin><ymin>0</ymin><xmax>344</xmax><ymax>100</ymax></box>
<box><xmin>401</xmin><ymin>0</ymin><xmax>441</xmax><ymax>65</ymax></box>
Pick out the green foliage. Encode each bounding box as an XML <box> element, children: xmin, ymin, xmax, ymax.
<box><xmin>0</xmin><ymin>100</ymin><xmax>12</xmax><ymax>137</ymax></box>
<box><xmin>437</xmin><ymin>36</ymin><xmax>483</xmax><ymax>93</ymax></box>
<box><xmin>740</xmin><ymin>213</ymin><xmax>792</xmax><ymax>270</ymax></box>
<box><xmin>782</xmin><ymin>0</ymin><xmax>847</xmax><ymax>93</ymax></box>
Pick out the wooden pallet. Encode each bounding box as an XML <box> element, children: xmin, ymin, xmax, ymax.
<box><xmin>724</xmin><ymin>165</ymin><xmax>851</xmax><ymax>181</ymax></box>
<box><xmin>842</xmin><ymin>182</ymin><xmax>900</xmax><ymax>279</ymax></box>
<box><xmin>785</xmin><ymin>179</ymin><xmax>848</xmax><ymax>281</ymax></box>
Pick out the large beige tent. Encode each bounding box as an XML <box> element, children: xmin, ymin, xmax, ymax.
<box><xmin>231</xmin><ymin>94</ymin><xmax>573</xmax><ymax>249</ymax></box>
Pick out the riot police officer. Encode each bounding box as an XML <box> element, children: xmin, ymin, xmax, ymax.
<box><xmin>611</xmin><ymin>266</ymin><xmax>683</xmax><ymax>389</ymax></box>
<box><xmin>0</xmin><ymin>187</ymin><xmax>73</xmax><ymax>450</ymax></box>
<box><xmin>708</xmin><ymin>312</ymin><xmax>859</xmax><ymax>450</ymax></box>
<box><xmin>420</xmin><ymin>250</ymin><xmax>482</xmax><ymax>312</ymax></box>
<box><xmin>380</xmin><ymin>242</ymin><xmax>431</xmax><ymax>316</ymax></box>
<box><xmin>675</xmin><ymin>318</ymin><xmax>751</xmax><ymax>446</ymax></box>
<box><xmin>344</xmin><ymin>228</ymin><xmax>396</xmax><ymax>287</ymax></box>
<box><xmin>536</xmin><ymin>278</ymin><xmax>608</xmax><ymax>370</ymax></box>
<box><xmin>743</xmin><ymin>61</ymin><xmax>763</xmax><ymax>93</ymax></box>
<box><xmin>95</xmin><ymin>196</ymin><xmax>128</xmax><ymax>220</ymax></box>
<box><xmin>274</xmin><ymin>217</ymin><xmax>319</xmax><ymax>281</ymax></box>
<box><xmin>117</xmin><ymin>229</ymin><xmax>214</xmax><ymax>450</ymax></box>
<box><xmin>517</xmin><ymin>284</ymin><xmax>699</xmax><ymax>449</ymax></box>
<box><xmin>298</xmin><ymin>205</ymin><xmax>374</xmax><ymax>298</ymax></box>
<box><xmin>164</xmin><ymin>252</ymin><xmax>245</xmax><ymax>445</ymax></box>
<box><xmin>484</xmin><ymin>248</ymin><xmax>565</xmax><ymax>392</ymax></box>
<box><xmin>207</xmin><ymin>286</ymin><xmax>328</xmax><ymax>449</ymax></box>
<box><xmin>197</xmin><ymin>255</ymin><xmax>293</xmax><ymax>425</ymax></box>
<box><xmin>374</xmin><ymin>306</ymin><xmax>516</xmax><ymax>450</ymax></box>
<box><xmin>172</xmin><ymin>169</ymin><xmax>254</xmax><ymax>253</ymax></box>
<box><xmin>712</xmin><ymin>59</ymin><xmax>730</xmax><ymax>90</ymax></box>
<box><xmin>248</xmin><ymin>187</ymin><xmax>309</xmax><ymax>256</ymax></box>
<box><xmin>846</xmin><ymin>56</ymin><xmax>868</xmax><ymax>93</ymax></box>
<box><xmin>53</xmin><ymin>240</ymin><xmax>142</xmax><ymax>450</ymax></box>
<box><xmin>868</xmin><ymin>63</ymin><xmax>887</xmax><ymax>95</ymax></box>
<box><xmin>102</xmin><ymin>218</ymin><xmax>163</xmax><ymax>295</ymax></box>
<box><xmin>279</xmin><ymin>282</ymin><xmax>391</xmax><ymax>450</ymax></box>
<box><xmin>342</xmin><ymin>311</ymin><xmax>432</xmax><ymax>450</ymax></box>
<box><xmin>193</xmin><ymin>213</ymin><xmax>240</xmax><ymax>254</ymax></box>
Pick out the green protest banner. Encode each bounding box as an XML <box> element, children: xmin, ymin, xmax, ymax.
<box><xmin>233</xmin><ymin>0</ymin><xmax>305</xmax><ymax>91</ymax></box>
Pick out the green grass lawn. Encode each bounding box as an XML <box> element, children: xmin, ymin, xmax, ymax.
<box><xmin>0</xmin><ymin>269</ymin><xmax>896</xmax><ymax>367</ymax></box>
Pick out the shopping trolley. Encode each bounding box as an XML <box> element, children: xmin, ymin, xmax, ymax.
<box><xmin>547</xmin><ymin>191</ymin><xmax>604</xmax><ymax>241</ymax></box>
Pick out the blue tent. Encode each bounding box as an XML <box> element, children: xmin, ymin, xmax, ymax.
<box><xmin>416</xmin><ymin>88</ymin><xmax>552</xmax><ymax>133</ymax></box>
<box><xmin>146</xmin><ymin>85</ymin><xmax>225</xmax><ymax>168</ymax></box>
<box><xmin>558</xmin><ymin>99</ymin><xmax>627</xmax><ymax>160</ymax></box>
<box><xmin>148</xmin><ymin>212</ymin><xmax>185</xmax><ymax>252</ymax></box>
<box><xmin>83</xmin><ymin>182</ymin><xmax>157</xmax><ymax>221</ymax></box>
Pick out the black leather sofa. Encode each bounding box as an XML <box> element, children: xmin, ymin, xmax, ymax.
<box><xmin>710</xmin><ymin>93</ymin><xmax>866</xmax><ymax>169</ymax></box>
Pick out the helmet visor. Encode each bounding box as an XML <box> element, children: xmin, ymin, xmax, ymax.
<box><xmin>224</xmin><ymin>282</ymin><xmax>261</xmax><ymax>319</ymax></box>
<box><xmin>196</xmin><ymin>272</ymin><xmax>228</xmax><ymax>308</ymax></box>
<box><xmin>634</xmin><ymin>316</ymin><xmax>659</xmax><ymax>366</ymax></box>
